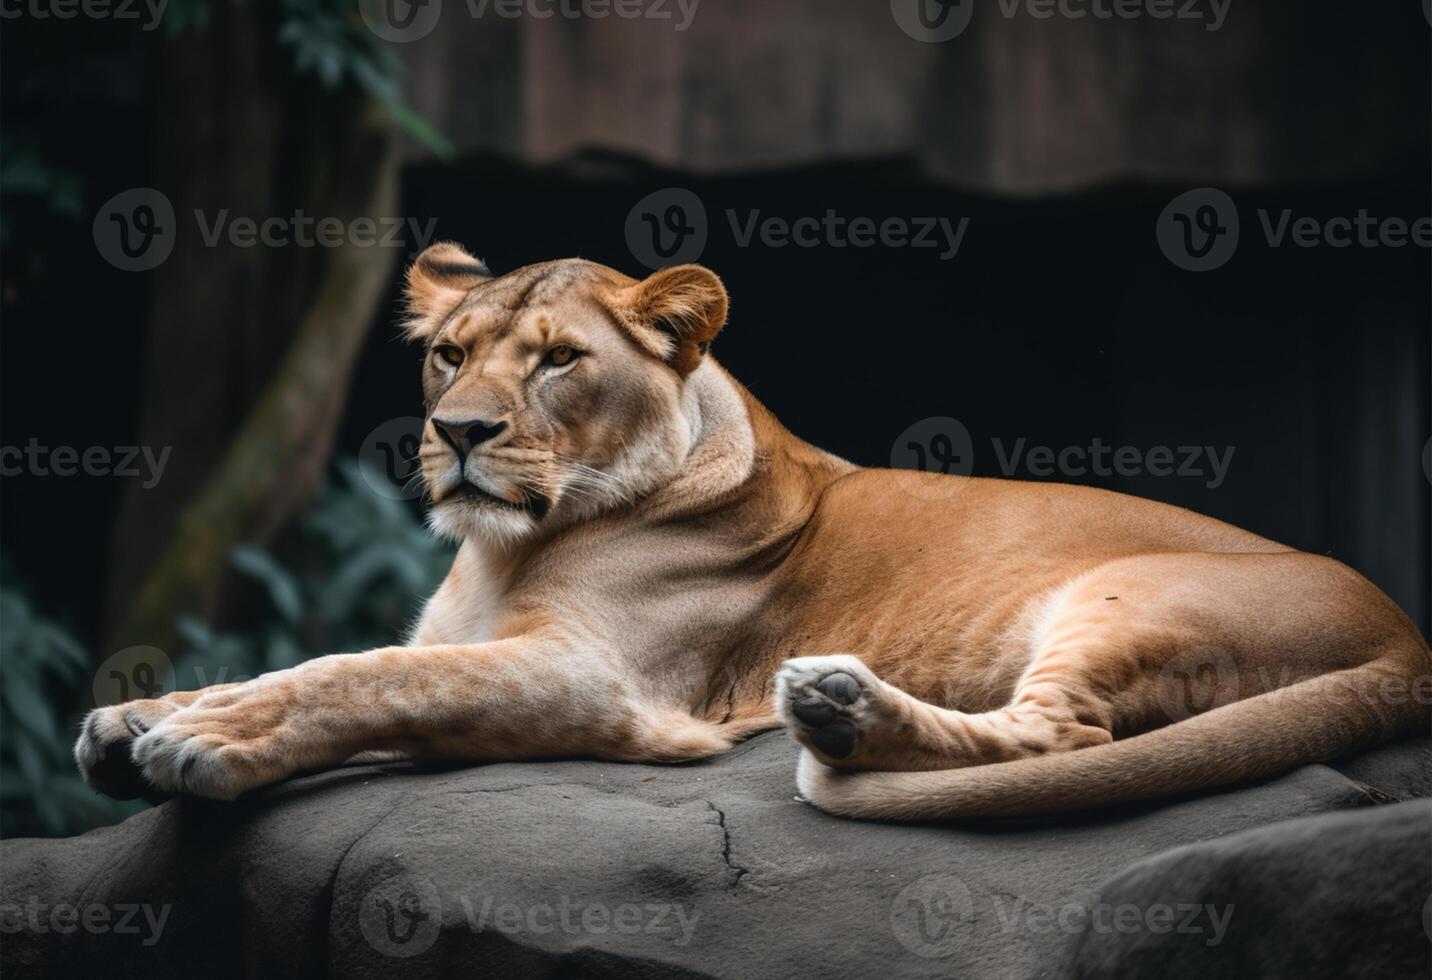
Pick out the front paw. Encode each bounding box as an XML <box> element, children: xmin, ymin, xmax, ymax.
<box><xmin>131</xmin><ymin>681</ymin><xmax>297</xmax><ymax>800</ymax></box>
<box><xmin>74</xmin><ymin>701</ymin><xmax>179</xmax><ymax>800</ymax></box>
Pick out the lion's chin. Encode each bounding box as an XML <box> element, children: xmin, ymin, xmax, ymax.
<box><xmin>426</xmin><ymin>499</ymin><xmax>537</xmax><ymax>548</ymax></box>
<box><xmin>426</xmin><ymin>484</ymin><xmax>545</xmax><ymax>548</ymax></box>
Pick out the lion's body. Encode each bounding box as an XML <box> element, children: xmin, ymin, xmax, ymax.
<box><xmin>76</xmin><ymin>253</ymin><xmax>1431</xmax><ymax>819</ymax></box>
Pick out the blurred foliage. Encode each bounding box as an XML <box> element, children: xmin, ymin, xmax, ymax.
<box><xmin>0</xmin><ymin>137</ymin><xmax>85</xmax><ymax>246</ymax></box>
<box><xmin>0</xmin><ymin>460</ymin><xmax>454</xmax><ymax>838</ymax></box>
<box><xmin>0</xmin><ymin>573</ymin><xmax>146</xmax><ymax>837</ymax></box>
<box><xmin>0</xmin><ymin>0</ymin><xmax>451</xmax><ymax>244</ymax></box>
<box><xmin>166</xmin><ymin>0</ymin><xmax>453</xmax><ymax>156</ymax></box>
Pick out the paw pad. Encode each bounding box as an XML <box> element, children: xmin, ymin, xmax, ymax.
<box><xmin>778</xmin><ymin>661</ymin><xmax>873</xmax><ymax>762</ymax></box>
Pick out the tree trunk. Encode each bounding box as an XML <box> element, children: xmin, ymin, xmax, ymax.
<box><xmin>105</xmin><ymin>7</ymin><xmax>401</xmax><ymax>653</ymax></box>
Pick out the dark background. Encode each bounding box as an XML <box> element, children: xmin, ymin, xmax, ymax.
<box><xmin>0</xmin><ymin>1</ymin><xmax>1428</xmax><ymax>833</ymax></box>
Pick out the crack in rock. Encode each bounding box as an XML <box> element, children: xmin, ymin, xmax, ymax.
<box><xmin>706</xmin><ymin>801</ymin><xmax>750</xmax><ymax>891</ymax></box>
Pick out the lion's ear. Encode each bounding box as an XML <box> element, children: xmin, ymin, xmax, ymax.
<box><xmin>611</xmin><ymin>265</ymin><xmax>729</xmax><ymax>376</ymax></box>
<box><xmin>403</xmin><ymin>242</ymin><xmax>492</xmax><ymax>342</ymax></box>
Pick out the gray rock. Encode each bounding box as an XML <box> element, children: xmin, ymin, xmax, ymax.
<box><xmin>2</xmin><ymin>735</ymin><xmax>1428</xmax><ymax>979</ymax></box>
<box><xmin>1059</xmin><ymin>799</ymin><xmax>1432</xmax><ymax>980</ymax></box>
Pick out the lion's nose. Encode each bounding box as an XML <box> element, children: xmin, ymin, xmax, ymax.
<box><xmin>432</xmin><ymin>417</ymin><xmax>508</xmax><ymax>459</ymax></box>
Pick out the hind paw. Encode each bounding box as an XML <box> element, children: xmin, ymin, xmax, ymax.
<box><xmin>774</xmin><ymin>655</ymin><xmax>899</xmax><ymax>768</ymax></box>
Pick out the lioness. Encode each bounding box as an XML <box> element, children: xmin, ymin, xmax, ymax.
<box><xmin>76</xmin><ymin>246</ymin><xmax>1431</xmax><ymax>819</ymax></box>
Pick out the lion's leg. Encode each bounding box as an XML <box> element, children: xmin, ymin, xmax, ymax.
<box><xmin>84</xmin><ymin>637</ymin><xmax>735</xmax><ymax>800</ymax></box>
<box><xmin>776</xmin><ymin>653</ymin><xmax>1114</xmax><ymax>773</ymax></box>
<box><xmin>777</xmin><ymin>551</ymin><xmax>1416</xmax><ymax>776</ymax></box>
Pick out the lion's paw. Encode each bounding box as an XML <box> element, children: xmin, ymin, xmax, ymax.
<box><xmin>74</xmin><ymin>701</ymin><xmax>179</xmax><ymax>800</ymax></box>
<box><xmin>774</xmin><ymin>655</ymin><xmax>898</xmax><ymax>767</ymax></box>
<box><xmin>130</xmin><ymin>681</ymin><xmax>297</xmax><ymax>800</ymax></box>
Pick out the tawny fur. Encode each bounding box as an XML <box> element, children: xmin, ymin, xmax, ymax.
<box><xmin>75</xmin><ymin>249</ymin><xmax>1432</xmax><ymax>819</ymax></box>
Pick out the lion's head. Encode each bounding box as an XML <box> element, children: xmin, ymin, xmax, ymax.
<box><xmin>402</xmin><ymin>244</ymin><xmax>729</xmax><ymax>545</ymax></box>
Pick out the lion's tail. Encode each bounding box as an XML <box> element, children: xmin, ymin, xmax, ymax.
<box><xmin>803</xmin><ymin>653</ymin><xmax>1430</xmax><ymax>820</ymax></box>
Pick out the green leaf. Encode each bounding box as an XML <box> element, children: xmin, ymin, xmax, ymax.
<box><xmin>231</xmin><ymin>545</ymin><xmax>306</xmax><ymax>624</ymax></box>
<box><xmin>381</xmin><ymin>99</ymin><xmax>456</xmax><ymax>160</ymax></box>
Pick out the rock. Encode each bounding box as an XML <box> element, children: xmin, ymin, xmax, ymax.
<box><xmin>2</xmin><ymin>735</ymin><xmax>1428</xmax><ymax>979</ymax></box>
<box><xmin>1059</xmin><ymin>799</ymin><xmax>1432</xmax><ymax>980</ymax></box>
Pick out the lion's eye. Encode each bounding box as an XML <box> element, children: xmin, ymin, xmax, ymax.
<box><xmin>545</xmin><ymin>344</ymin><xmax>580</xmax><ymax>368</ymax></box>
<box><xmin>434</xmin><ymin>345</ymin><xmax>464</xmax><ymax>368</ymax></box>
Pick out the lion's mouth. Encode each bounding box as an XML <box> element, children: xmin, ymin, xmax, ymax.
<box><xmin>451</xmin><ymin>482</ymin><xmax>551</xmax><ymax>520</ymax></box>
